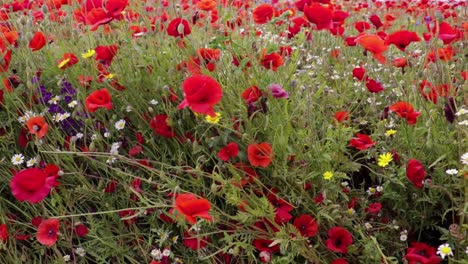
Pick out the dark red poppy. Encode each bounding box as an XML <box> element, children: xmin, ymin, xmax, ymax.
<box><xmin>260</xmin><ymin>51</ymin><xmax>283</xmax><ymax>71</ymax></box>
<box><xmin>37</xmin><ymin>218</ymin><xmax>59</xmax><ymax>247</ymax></box>
<box><xmin>26</xmin><ymin>116</ymin><xmax>49</xmax><ymax>139</ymax></box>
<box><xmin>247</xmin><ymin>142</ymin><xmax>273</xmax><ymax>168</ymax></box>
<box><xmin>389</xmin><ymin>101</ymin><xmax>420</xmax><ymax>125</ymax></box>
<box><xmin>85</xmin><ymin>88</ymin><xmax>113</xmax><ymax>112</ymax></box>
<box><xmin>352</xmin><ymin>67</ymin><xmax>366</xmax><ymax>81</ymax></box>
<box><xmin>183</xmin><ymin>231</ymin><xmax>210</xmax><ymax>250</ymax></box>
<box><xmin>10</xmin><ymin>168</ymin><xmax>56</xmax><ymax>203</ymax></box>
<box><xmin>325</xmin><ymin>227</ymin><xmax>353</xmax><ymax>254</ymax></box>
<box><xmin>406</xmin><ymin>159</ymin><xmax>425</xmax><ymax>188</ymax></box>
<box><xmin>178</xmin><ymin>75</ymin><xmax>223</xmax><ymax>117</ymax></box>
<box><xmin>354</xmin><ymin>21</ymin><xmax>371</xmax><ymax>32</ymax></box>
<box><xmin>369</xmin><ymin>14</ymin><xmax>383</xmax><ymax>28</ymax></box>
<box><xmin>0</xmin><ymin>224</ymin><xmax>7</xmax><ymax>242</ymax></box>
<box><xmin>253</xmin><ymin>238</ymin><xmax>280</xmax><ymax>252</ymax></box>
<box><xmin>149</xmin><ymin>114</ymin><xmax>176</xmax><ymax>138</ymax></box>
<box><xmin>175</xmin><ymin>193</ymin><xmax>213</xmax><ymax>224</ymax></box>
<box><xmin>241</xmin><ymin>86</ymin><xmax>262</xmax><ymax>103</ymax></box>
<box><xmin>331</xmin><ymin>259</ymin><xmax>349</xmax><ymax>264</ymax></box>
<box><xmin>293</xmin><ymin>214</ymin><xmax>318</xmax><ymax>237</ymax></box>
<box><xmin>75</xmin><ymin>223</ymin><xmax>89</xmax><ymax>237</ymax></box>
<box><xmin>167</xmin><ymin>18</ymin><xmax>191</xmax><ymax>38</ymax></box>
<box><xmin>29</xmin><ymin>32</ymin><xmax>46</xmax><ymax>51</ymax></box>
<box><xmin>365</xmin><ymin>78</ymin><xmax>384</xmax><ymax>93</ymax></box>
<box><xmin>252</xmin><ymin>4</ymin><xmax>274</xmax><ymax>24</ymax></box>
<box><xmin>218</xmin><ymin>142</ymin><xmax>239</xmax><ymax>162</ymax></box>
<box><xmin>366</xmin><ymin>202</ymin><xmax>382</xmax><ymax>214</ymax></box>
<box><xmin>385</xmin><ymin>30</ymin><xmax>421</xmax><ymax>51</ymax></box>
<box><xmin>95</xmin><ymin>44</ymin><xmax>118</xmax><ymax>64</ymax></box>
<box><xmin>349</xmin><ymin>133</ymin><xmax>376</xmax><ymax>150</ymax></box>
<box><xmin>405</xmin><ymin>242</ymin><xmax>442</xmax><ymax>264</ymax></box>
<box><xmin>303</xmin><ymin>3</ymin><xmax>334</xmax><ymax>30</ymax></box>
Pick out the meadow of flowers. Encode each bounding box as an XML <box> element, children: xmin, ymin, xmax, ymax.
<box><xmin>0</xmin><ymin>0</ymin><xmax>467</xmax><ymax>263</ymax></box>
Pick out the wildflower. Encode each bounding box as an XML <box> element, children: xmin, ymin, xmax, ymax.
<box><xmin>11</xmin><ymin>154</ymin><xmax>24</xmax><ymax>165</ymax></box>
<box><xmin>205</xmin><ymin>112</ymin><xmax>221</xmax><ymax>124</ymax></box>
<box><xmin>266</xmin><ymin>84</ymin><xmax>289</xmax><ymax>99</ymax></box>
<box><xmin>175</xmin><ymin>193</ymin><xmax>213</xmax><ymax>224</ymax></box>
<box><xmin>81</xmin><ymin>49</ymin><xmax>96</xmax><ymax>58</ymax></box>
<box><xmin>364</xmin><ymin>222</ymin><xmax>373</xmax><ymax>229</ymax></box>
<box><xmin>460</xmin><ymin>153</ymin><xmax>468</xmax><ymax>165</ymax></box>
<box><xmin>293</xmin><ymin>214</ymin><xmax>318</xmax><ymax>237</ymax></box>
<box><xmin>85</xmin><ymin>88</ymin><xmax>113</xmax><ymax>113</ymax></box>
<box><xmin>172</xmin><ymin>236</ymin><xmax>179</xmax><ymax>244</ymax></box>
<box><xmin>106</xmin><ymin>157</ymin><xmax>117</xmax><ymax>164</ymax></box>
<box><xmin>446</xmin><ymin>169</ymin><xmax>458</xmax><ymax>175</ymax></box>
<box><xmin>252</xmin><ymin>4</ymin><xmax>274</xmax><ymax>24</ymax></box>
<box><xmin>68</xmin><ymin>100</ymin><xmax>78</xmax><ymax>108</ymax></box>
<box><xmin>0</xmin><ymin>224</ymin><xmax>8</xmax><ymax>242</ymax></box>
<box><xmin>103</xmin><ymin>73</ymin><xmax>114</xmax><ymax>79</ymax></box>
<box><xmin>377</xmin><ymin>153</ymin><xmax>393</xmax><ymax>167</ymax></box>
<box><xmin>58</xmin><ymin>53</ymin><xmax>79</xmax><ymax>69</ymax></box>
<box><xmin>178</xmin><ymin>75</ymin><xmax>223</xmax><ymax>117</ymax></box>
<box><xmin>162</xmin><ymin>248</ymin><xmax>171</xmax><ymax>257</ymax></box>
<box><xmin>367</xmin><ymin>187</ymin><xmax>376</xmax><ymax>195</ymax></box>
<box><xmin>217</xmin><ymin>142</ymin><xmax>239</xmax><ymax>162</ymax></box>
<box><xmin>323</xmin><ymin>171</ymin><xmax>334</xmax><ymax>180</ymax></box>
<box><xmin>63</xmin><ymin>255</ymin><xmax>70</xmax><ymax>262</ymax></box>
<box><xmin>346</xmin><ymin>208</ymin><xmax>355</xmax><ymax>215</ymax></box>
<box><xmin>247</xmin><ymin>142</ymin><xmax>274</xmax><ymax>168</ymax></box>
<box><xmin>29</xmin><ymin>32</ymin><xmax>46</xmax><ymax>51</ymax></box>
<box><xmin>114</xmin><ymin>119</ymin><xmax>126</xmax><ymax>130</ymax></box>
<box><xmin>150</xmin><ymin>248</ymin><xmax>162</xmax><ymax>260</ymax></box>
<box><xmin>167</xmin><ymin>18</ymin><xmax>191</xmax><ymax>38</ymax></box>
<box><xmin>103</xmin><ymin>131</ymin><xmax>111</xmax><ymax>138</ymax></box>
<box><xmin>26</xmin><ymin>157</ymin><xmax>37</xmax><ymax>167</ymax></box>
<box><xmin>455</xmin><ymin>108</ymin><xmax>467</xmax><ymax>116</ymax></box>
<box><xmin>37</xmin><ymin>218</ymin><xmax>60</xmax><ymax>247</ymax></box>
<box><xmin>75</xmin><ymin>247</ymin><xmax>86</xmax><ymax>257</ymax></box>
<box><xmin>437</xmin><ymin>244</ymin><xmax>453</xmax><ymax>259</ymax></box>
<box><xmin>349</xmin><ymin>133</ymin><xmax>376</xmax><ymax>150</ymax></box>
<box><xmin>10</xmin><ymin>167</ymin><xmax>57</xmax><ymax>203</ymax></box>
<box><xmin>406</xmin><ymin>159</ymin><xmax>426</xmax><ymax>188</ymax></box>
<box><xmin>149</xmin><ymin>99</ymin><xmax>158</xmax><ymax>105</ymax></box>
<box><xmin>26</xmin><ymin>116</ymin><xmax>49</xmax><ymax>139</ymax></box>
<box><xmin>458</xmin><ymin>120</ymin><xmax>468</xmax><ymax>126</ymax></box>
<box><xmin>405</xmin><ymin>242</ymin><xmax>441</xmax><ymax>263</ymax></box>
<box><xmin>48</xmin><ymin>95</ymin><xmax>61</xmax><ymax>105</ymax></box>
<box><xmin>325</xmin><ymin>227</ymin><xmax>353</xmax><ymax>254</ymax></box>
<box><xmin>385</xmin><ymin>129</ymin><xmax>397</xmax><ymax>136</ymax></box>
<box><xmin>376</xmin><ymin>186</ymin><xmax>383</xmax><ymax>192</ymax></box>
<box><xmin>150</xmin><ymin>114</ymin><xmax>176</xmax><ymax>138</ymax></box>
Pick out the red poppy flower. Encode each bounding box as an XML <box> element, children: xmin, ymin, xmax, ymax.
<box><xmin>385</xmin><ymin>30</ymin><xmax>420</xmax><ymax>51</ymax></box>
<box><xmin>197</xmin><ymin>0</ymin><xmax>216</xmax><ymax>11</ymax></box>
<box><xmin>75</xmin><ymin>223</ymin><xmax>89</xmax><ymax>237</ymax></box>
<box><xmin>405</xmin><ymin>242</ymin><xmax>442</xmax><ymax>264</ymax></box>
<box><xmin>365</xmin><ymin>78</ymin><xmax>384</xmax><ymax>93</ymax></box>
<box><xmin>167</xmin><ymin>18</ymin><xmax>191</xmax><ymax>38</ymax></box>
<box><xmin>253</xmin><ymin>238</ymin><xmax>280</xmax><ymax>252</ymax></box>
<box><xmin>252</xmin><ymin>4</ymin><xmax>274</xmax><ymax>24</ymax></box>
<box><xmin>36</xmin><ymin>218</ymin><xmax>60</xmax><ymax>247</ymax></box>
<box><xmin>0</xmin><ymin>50</ymin><xmax>12</xmax><ymax>72</ymax></box>
<box><xmin>175</xmin><ymin>193</ymin><xmax>213</xmax><ymax>224</ymax></box>
<box><xmin>183</xmin><ymin>231</ymin><xmax>210</xmax><ymax>250</ymax></box>
<box><xmin>406</xmin><ymin>159</ymin><xmax>425</xmax><ymax>188</ymax></box>
<box><xmin>105</xmin><ymin>0</ymin><xmax>128</xmax><ymax>18</ymax></box>
<box><xmin>293</xmin><ymin>214</ymin><xmax>318</xmax><ymax>237</ymax></box>
<box><xmin>438</xmin><ymin>21</ymin><xmax>458</xmax><ymax>45</ymax></box>
<box><xmin>178</xmin><ymin>75</ymin><xmax>223</xmax><ymax>117</ymax></box>
<box><xmin>149</xmin><ymin>114</ymin><xmax>176</xmax><ymax>138</ymax></box>
<box><xmin>331</xmin><ymin>259</ymin><xmax>349</xmax><ymax>264</ymax></box>
<box><xmin>26</xmin><ymin>116</ymin><xmax>49</xmax><ymax>139</ymax></box>
<box><xmin>247</xmin><ymin>142</ymin><xmax>274</xmax><ymax>168</ymax></box>
<box><xmin>389</xmin><ymin>101</ymin><xmax>420</xmax><ymax>125</ymax></box>
<box><xmin>85</xmin><ymin>8</ymin><xmax>113</xmax><ymax>31</ymax></box>
<box><xmin>260</xmin><ymin>51</ymin><xmax>283</xmax><ymax>71</ymax></box>
<box><xmin>241</xmin><ymin>86</ymin><xmax>262</xmax><ymax>104</ymax></box>
<box><xmin>355</xmin><ymin>34</ymin><xmax>388</xmax><ymax>64</ymax></box>
<box><xmin>349</xmin><ymin>133</ymin><xmax>376</xmax><ymax>150</ymax></box>
<box><xmin>57</xmin><ymin>53</ymin><xmax>78</xmax><ymax>70</ymax></box>
<box><xmin>352</xmin><ymin>67</ymin><xmax>366</xmax><ymax>81</ymax></box>
<box><xmin>10</xmin><ymin>168</ymin><xmax>56</xmax><ymax>203</ymax></box>
<box><xmin>0</xmin><ymin>224</ymin><xmax>8</xmax><ymax>242</ymax></box>
<box><xmin>218</xmin><ymin>142</ymin><xmax>239</xmax><ymax>162</ymax></box>
<box><xmin>303</xmin><ymin>3</ymin><xmax>334</xmax><ymax>30</ymax></box>
<box><xmin>369</xmin><ymin>14</ymin><xmax>383</xmax><ymax>29</ymax></box>
<box><xmin>334</xmin><ymin>111</ymin><xmax>349</xmax><ymax>123</ymax></box>
<box><xmin>95</xmin><ymin>44</ymin><xmax>118</xmax><ymax>64</ymax></box>
<box><xmin>29</xmin><ymin>32</ymin><xmax>46</xmax><ymax>51</ymax></box>
<box><xmin>85</xmin><ymin>88</ymin><xmax>113</xmax><ymax>112</ymax></box>
<box><xmin>392</xmin><ymin>57</ymin><xmax>408</xmax><ymax>68</ymax></box>
<box><xmin>325</xmin><ymin>227</ymin><xmax>353</xmax><ymax>254</ymax></box>
<box><xmin>366</xmin><ymin>202</ymin><xmax>382</xmax><ymax>214</ymax></box>
<box><xmin>354</xmin><ymin>21</ymin><xmax>371</xmax><ymax>32</ymax></box>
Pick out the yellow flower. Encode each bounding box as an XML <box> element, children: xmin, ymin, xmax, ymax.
<box><xmin>58</xmin><ymin>58</ymin><xmax>70</xmax><ymax>69</ymax></box>
<box><xmin>346</xmin><ymin>208</ymin><xmax>355</xmax><ymax>215</ymax></box>
<box><xmin>385</xmin><ymin>129</ymin><xmax>397</xmax><ymax>137</ymax></box>
<box><xmin>81</xmin><ymin>49</ymin><xmax>96</xmax><ymax>59</ymax></box>
<box><xmin>205</xmin><ymin>112</ymin><xmax>221</xmax><ymax>124</ymax></box>
<box><xmin>323</xmin><ymin>171</ymin><xmax>334</xmax><ymax>180</ymax></box>
<box><xmin>104</xmin><ymin>73</ymin><xmax>115</xmax><ymax>79</ymax></box>
<box><xmin>377</xmin><ymin>153</ymin><xmax>393</xmax><ymax>167</ymax></box>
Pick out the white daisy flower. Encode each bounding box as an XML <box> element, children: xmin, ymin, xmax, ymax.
<box><xmin>114</xmin><ymin>119</ymin><xmax>126</xmax><ymax>130</ymax></box>
<box><xmin>75</xmin><ymin>247</ymin><xmax>86</xmax><ymax>257</ymax></box>
<box><xmin>461</xmin><ymin>153</ymin><xmax>468</xmax><ymax>165</ymax></box>
<box><xmin>48</xmin><ymin>95</ymin><xmax>61</xmax><ymax>105</ymax></box>
<box><xmin>68</xmin><ymin>100</ymin><xmax>78</xmax><ymax>108</ymax></box>
<box><xmin>437</xmin><ymin>243</ymin><xmax>453</xmax><ymax>259</ymax></box>
<box><xmin>26</xmin><ymin>157</ymin><xmax>37</xmax><ymax>167</ymax></box>
<box><xmin>11</xmin><ymin>154</ymin><xmax>24</xmax><ymax>165</ymax></box>
<box><xmin>446</xmin><ymin>169</ymin><xmax>458</xmax><ymax>175</ymax></box>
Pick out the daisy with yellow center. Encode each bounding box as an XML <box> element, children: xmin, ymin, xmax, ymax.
<box><xmin>437</xmin><ymin>243</ymin><xmax>453</xmax><ymax>259</ymax></box>
<box><xmin>377</xmin><ymin>153</ymin><xmax>393</xmax><ymax>167</ymax></box>
<box><xmin>323</xmin><ymin>171</ymin><xmax>334</xmax><ymax>180</ymax></box>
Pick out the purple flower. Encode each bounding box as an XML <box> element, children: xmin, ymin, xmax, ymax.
<box><xmin>60</xmin><ymin>79</ymin><xmax>76</xmax><ymax>95</ymax></box>
<box><xmin>266</xmin><ymin>84</ymin><xmax>288</xmax><ymax>99</ymax></box>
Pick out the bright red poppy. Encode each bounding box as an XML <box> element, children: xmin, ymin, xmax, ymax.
<box><xmin>365</xmin><ymin>78</ymin><xmax>384</xmax><ymax>93</ymax></box>
<box><xmin>0</xmin><ymin>224</ymin><xmax>7</xmax><ymax>242</ymax></box>
<box><xmin>29</xmin><ymin>32</ymin><xmax>46</xmax><ymax>51</ymax></box>
<box><xmin>167</xmin><ymin>18</ymin><xmax>191</xmax><ymax>38</ymax></box>
<box><xmin>37</xmin><ymin>218</ymin><xmax>60</xmax><ymax>247</ymax></box>
<box><xmin>57</xmin><ymin>53</ymin><xmax>79</xmax><ymax>70</ymax></box>
<box><xmin>10</xmin><ymin>168</ymin><xmax>57</xmax><ymax>203</ymax></box>
<box><xmin>438</xmin><ymin>21</ymin><xmax>458</xmax><ymax>45</ymax></box>
<box><xmin>178</xmin><ymin>75</ymin><xmax>223</xmax><ymax>117</ymax></box>
<box><xmin>325</xmin><ymin>227</ymin><xmax>353</xmax><ymax>254</ymax></box>
<box><xmin>26</xmin><ymin>116</ymin><xmax>49</xmax><ymax>139</ymax></box>
<box><xmin>75</xmin><ymin>223</ymin><xmax>89</xmax><ymax>237</ymax></box>
<box><xmin>406</xmin><ymin>159</ymin><xmax>426</xmax><ymax>188</ymax></box>
<box><xmin>366</xmin><ymin>202</ymin><xmax>382</xmax><ymax>214</ymax></box>
<box><xmin>354</xmin><ymin>21</ymin><xmax>371</xmax><ymax>32</ymax></box>
<box><xmin>260</xmin><ymin>51</ymin><xmax>283</xmax><ymax>71</ymax></box>
<box><xmin>293</xmin><ymin>214</ymin><xmax>318</xmax><ymax>237</ymax></box>
<box><xmin>349</xmin><ymin>133</ymin><xmax>376</xmax><ymax>150</ymax></box>
<box><xmin>405</xmin><ymin>242</ymin><xmax>442</xmax><ymax>264</ymax></box>
<box><xmin>95</xmin><ymin>44</ymin><xmax>118</xmax><ymax>64</ymax></box>
<box><xmin>369</xmin><ymin>14</ymin><xmax>383</xmax><ymax>28</ymax></box>
<box><xmin>85</xmin><ymin>88</ymin><xmax>113</xmax><ymax>112</ymax></box>
<box><xmin>352</xmin><ymin>67</ymin><xmax>366</xmax><ymax>81</ymax></box>
<box><xmin>252</xmin><ymin>4</ymin><xmax>275</xmax><ymax>24</ymax></box>
<box><xmin>385</xmin><ymin>30</ymin><xmax>420</xmax><ymax>51</ymax></box>
<box><xmin>389</xmin><ymin>101</ymin><xmax>420</xmax><ymax>125</ymax></box>
<box><xmin>0</xmin><ymin>50</ymin><xmax>12</xmax><ymax>72</ymax></box>
<box><xmin>241</xmin><ymin>86</ymin><xmax>262</xmax><ymax>104</ymax></box>
<box><xmin>334</xmin><ymin>111</ymin><xmax>349</xmax><ymax>123</ymax></box>
<box><xmin>247</xmin><ymin>142</ymin><xmax>274</xmax><ymax>168</ymax></box>
<box><xmin>175</xmin><ymin>193</ymin><xmax>213</xmax><ymax>224</ymax></box>
<box><xmin>150</xmin><ymin>114</ymin><xmax>176</xmax><ymax>138</ymax></box>
<box><xmin>303</xmin><ymin>3</ymin><xmax>334</xmax><ymax>30</ymax></box>
<box><xmin>331</xmin><ymin>259</ymin><xmax>349</xmax><ymax>264</ymax></box>
<box><xmin>355</xmin><ymin>34</ymin><xmax>388</xmax><ymax>64</ymax></box>
<box><xmin>183</xmin><ymin>231</ymin><xmax>210</xmax><ymax>250</ymax></box>
<box><xmin>218</xmin><ymin>142</ymin><xmax>239</xmax><ymax>162</ymax></box>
